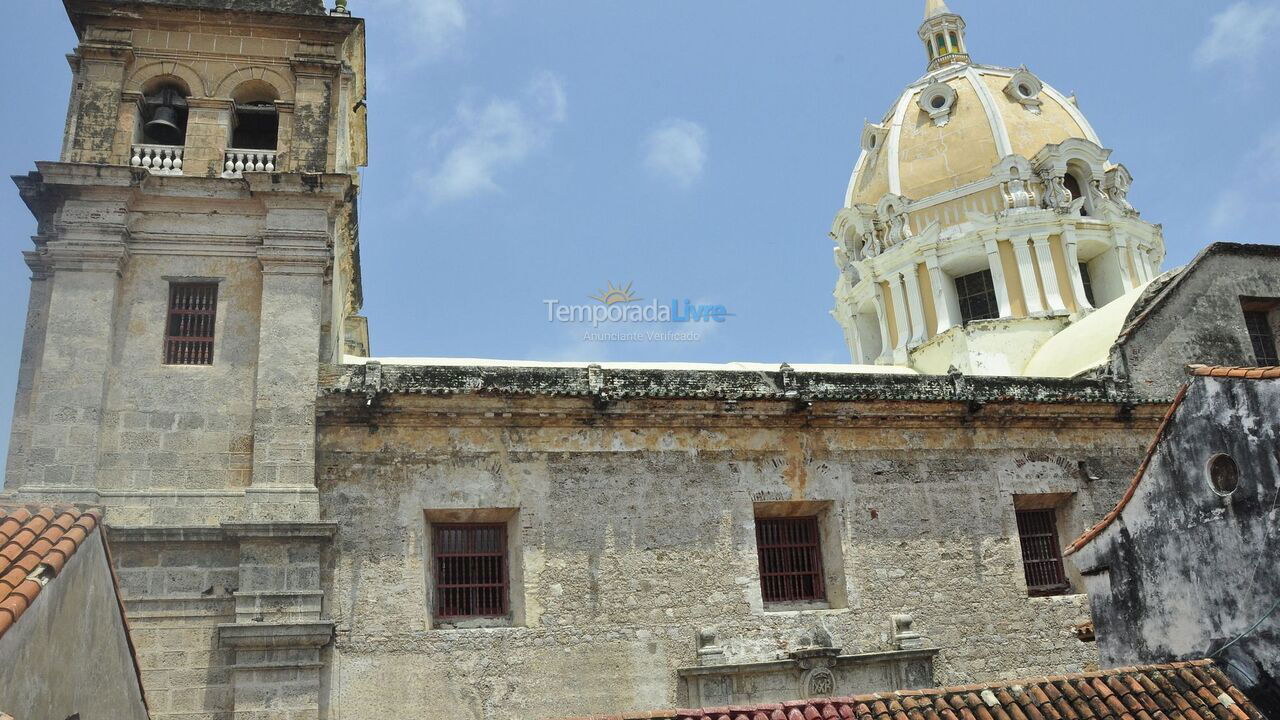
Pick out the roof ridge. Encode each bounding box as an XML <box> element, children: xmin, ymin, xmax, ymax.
<box><xmin>1064</xmin><ymin>382</ymin><xmax>1189</xmax><ymax>556</ymax></box>
<box><xmin>1188</xmin><ymin>364</ymin><xmax>1280</xmax><ymax>379</ymax></box>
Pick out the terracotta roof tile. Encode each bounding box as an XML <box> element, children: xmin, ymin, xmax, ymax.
<box><xmin>551</xmin><ymin>661</ymin><xmax>1267</xmax><ymax>720</ymax></box>
<box><xmin>0</xmin><ymin>506</ymin><xmax>102</xmax><ymax>641</ymax></box>
<box><xmin>1187</xmin><ymin>365</ymin><xmax>1280</xmax><ymax>379</ymax></box>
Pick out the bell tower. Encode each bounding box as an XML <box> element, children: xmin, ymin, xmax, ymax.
<box><xmin>3</xmin><ymin>1</ymin><xmax>366</xmax><ymax>717</ymax></box>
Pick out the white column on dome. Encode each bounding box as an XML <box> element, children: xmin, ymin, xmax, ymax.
<box><xmin>872</xmin><ymin>284</ymin><xmax>893</xmax><ymax>365</ymax></box>
<box><xmin>1112</xmin><ymin>230</ymin><xmax>1135</xmax><ymax>289</ymax></box>
<box><xmin>902</xmin><ymin>266</ymin><xmax>928</xmax><ymax>347</ymax></box>
<box><xmin>1063</xmin><ymin>227</ymin><xmax>1092</xmax><ymax>311</ymax></box>
<box><xmin>888</xmin><ymin>273</ymin><xmax>912</xmax><ymax>363</ymax></box>
<box><xmin>925</xmin><ymin>252</ymin><xmax>958</xmax><ymax>332</ymax></box>
<box><xmin>1131</xmin><ymin>244</ymin><xmax>1152</xmax><ymax>283</ymax></box>
<box><xmin>1032</xmin><ymin>235</ymin><xmax>1067</xmax><ymax>313</ymax></box>
<box><xmin>983</xmin><ymin>238</ymin><xmax>1013</xmax><ymax>318</ymax></box>
<box><xmin>1012</xmin><ymin>237</ymin><xmax>1045</xmax><ymax>315</ymax></box>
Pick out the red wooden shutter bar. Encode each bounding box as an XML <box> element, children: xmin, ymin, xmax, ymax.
<box><xmin>433</xmin><ymin>523</ymin><xmax>509</xmax><ymax>619</ymax></box>
<box><xmin>165</xmin><ymin>283</ymin><xmax>217</xmax><ymax>365</ymax></box>
<box><xmin>1016</xmin><ymin>509</ymin><xmax>1069</xmax><ymax>595</ymax></box>
<box><xmin>756</xmin><ymin>516</ymin><xmax>826</xmax><ymax>603</ymax></box>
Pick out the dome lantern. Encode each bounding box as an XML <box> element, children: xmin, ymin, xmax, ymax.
<box><xmin>919</xmin><ymin>0</ymin><xmax>969</xmax><ymax>70</ymax></box>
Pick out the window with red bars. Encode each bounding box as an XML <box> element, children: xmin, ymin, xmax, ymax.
<box><xmin>755</xmin><ymin>516</ymin><xmax>826</xmax><ymax>604</ymax></box>
<box><xmin>432</xmin><ymin>523</ymin><xmax>509</xmax><ymax>620</ymax></box>
<box><xmin>164</xmin><ymin>283</ymin><xmax>217</xmax><ymax>365</ymax></box>
<box><xmin>1016</xmin><ymin>508</ymin><xmax>1070</xmax><ymax>596</ymax></box>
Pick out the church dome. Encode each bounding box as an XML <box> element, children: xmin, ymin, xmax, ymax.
<box><xmin>846</xmin><ymin>64</ymin><xmax>1102</xmax><ymax>208</ymax></box>
<box><xmin>828</xmin><ymin>0</ymin><xmax>1165</xmax><ymax>378</ymax></box>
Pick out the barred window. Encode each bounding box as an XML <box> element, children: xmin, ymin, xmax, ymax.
<box><xmin>755</xmin><ymin>516</ymin><xmax>825</xmax><ymax>604</ymax></box>
<box><xmin>164</xmin><ymin>283</ymin><xmax>217</xmax><ymax>365</ymax></box>
<box><xmin>1244</xmin><ymin>310</ymin><xmax>1278</xmax><ymax>366</ymax></box>
<box><xmin>955</xmin><ymin>269</ymin><xmax>999</xmax><ymax>323</ymax></box>
<box><xmin>1016</xmin><ymin>509</ymin><xmax>1070</xmax><ymax>596</ymax></box>
<box><xmin>432</xmin><ymin>523</ymin><xmax>509</xmax><ymax>620</ymax></box>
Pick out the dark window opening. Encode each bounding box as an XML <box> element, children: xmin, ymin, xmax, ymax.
<box><xmin>232</xmin><ymin>102</ymin><xmax>279</xmax><ymax>150</ymax></box>
<box><xmin>1244</xmin><ymin>310</ymin><xmax>1279</xmax><ymax>366</ymax></box>
<box><xmin>955</xmin><ymin>269</ymin><xmax>1000</xmax><ymax>323</ymax></box>
<box><xmin>756</xmin><ymin>516</ymin><xmax>825</xmax><ymax>604</ymax></box>
<box><xmin>1063</xmin><ymin>173</ymin><xmax>1088</xmax><ymax>216</ymax></box>
<box><xmin>1079</xmin><ymin>263</ymin><xmax>1097</xmax><ymax>306</ymax></box>
<box><xmin>432</xmin><ymin>523</ymin><xmax>509</xmax><ymax>619</ymax></box>
<box><xmin>141</xmin><ymin>85</ymin><xmax>189</xmax><ymax>146</ymax></box>
<box><xmin>164</xmin><ymin>283</ymin><xmax>217</xmax><ymax>365</ymax></box>
<box><xmin>1016</xmin><ymin>509</ymin><xmax>1070</xmax><ymax>596</ymax></box>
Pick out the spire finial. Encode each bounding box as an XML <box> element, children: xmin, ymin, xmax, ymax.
<box><xmin>919</xmin><ymin>0</ymin><xmax>969</xmax><ymax>70</ymax></box>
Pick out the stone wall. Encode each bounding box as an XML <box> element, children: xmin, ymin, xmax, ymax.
<box><xmin>314</xmin><ymin>386</ymin><xmax>1159</xmax><ymax>719</ymax></box>
<box><xmin>1112</xmin><ymin>243</ymin><xmax>1280</xmax><ymax>400</ymax></box>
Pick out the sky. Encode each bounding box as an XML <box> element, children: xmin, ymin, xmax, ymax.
<box><xmin>1</xmin><ymin>0</ymin><xmax>1279</xmax><ymax>463</ymax></box>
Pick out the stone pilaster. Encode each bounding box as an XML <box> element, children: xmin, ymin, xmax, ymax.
<box><xmin>1032</xmin><ymin>235</ymin><xmax>1068</xmax><ymax>313</ymax></box>
<box><xmin>218</xmin><ymin>523</ymin><xmax>335</xmax><ymax>720</ymax></box>
<box><xmin>21</xmin><ymin>222</ymin><xmax>129</xmax><ymax>490</ymax></box>
<box><xmin>902</xmin><ymin>265</ymin><xmax>928</xmax><ymax>347</ymax></box>
<box><xmin>66</xmin><ymin>28</ymin><xmax>134</xmax><ymax>165</ymax></box>
<box><xmin>1063</xmin><ymin>228</ymin><xmax>1092</xmax><ymax>311</ymax></box>
<box><xmin>983</xmin><ymin>238</ymin><xmax>1013</xmax><ymax>318</ymax></box>
<box><xmin>1111</xmin><ymin>230</ymin><xmax>1135</xmax><ymax>290</ymax></box>
<box><xmin>888</xmin><ymin>273</ymin><xmax>911</xmax><ymax>364</ymax></box>
<box><xmin>248</xmin><ymin>239</ymin><xmax>329</xmax><ymax>522</ymax></box>
<box><xmin>3</xmin><ymin>250</ymin><xmax>54</xmax><ymax>490</ymax></box>
<box><xmin>1012</xmin><ymin>237</ymin><xmax>1045</xmax><ymax>315</ymax></box>
<box><xmin>924</xmin><ymin>252</ymin><xmax>957</xmax><ymax>333</ymax></box>
<box><xmin>872</xmin><ymin>284</ymin><xmax>893</xmax><ymax>365</ymax></box>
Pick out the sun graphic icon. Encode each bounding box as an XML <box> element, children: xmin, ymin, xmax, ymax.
<box><xmin>590</xmin><ymin>281</ymin><xmax>641</xmax><ymax>305</ymax></box>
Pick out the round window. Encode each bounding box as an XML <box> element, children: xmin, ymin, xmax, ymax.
<box><xmin>931</xmin><ymin>95</ymin><xmax>947</xmax><ymax>110</ymax></box>
<box><xmin>1018</xmin><ymin>83</ymin><xmax>1033</xmax><ymax>97</ymax></box>
<box><xmin>868</xmin><ymin>135</ymin><xmax>877</xmax><ymax>149</ymax></box>
<box><xmin>1208</xmin><ymin>453</ymin><xmax>1240</xmax><ymax>496</ymax></box>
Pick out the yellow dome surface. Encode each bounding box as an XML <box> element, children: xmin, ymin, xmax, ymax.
<box><xmin>846</xmin><ymin>65</ymin><xmax>1100</xmax><ymax>207</ymax></box>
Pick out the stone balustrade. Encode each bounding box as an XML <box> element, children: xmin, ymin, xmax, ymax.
<box><xmin>130</xmin><ymin>144</ymin><xmax>184</xmax><ymax>176</ymax></box>
<box><xmin>223</xmin><ymin>149</ymin><xmax>278</xmax><ymax>178</ymax></box>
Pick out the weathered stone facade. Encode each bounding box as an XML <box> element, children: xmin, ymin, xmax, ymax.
<box><xmin>311</xmin><ymin>364</ymin><xmax>1161</xmax><ymax>717</ymax></box>
<box><xmin>1069</xmin><ymin>369</ymin><xmax>1280</xmax><ymax>718</ymax></box>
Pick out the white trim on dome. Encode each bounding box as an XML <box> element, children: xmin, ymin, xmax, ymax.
<box><xmin>886</xmin><ymin>89</ymin><xmax>915</xmax><ymax>197</ymax></box>
<box><xmin>1040</xmin><ymin>84</ymin><xmax>1101</xmax><ymax>145</ymax></box>
<box><xmin>964</xmin><ymin>66</ymin><xmax>1012</xmax><ymax>158</ymax></box>
<box><xmin>839</xmin><ymin>148</ymin><xmax>870</xmax><ymax>207</ymax></box>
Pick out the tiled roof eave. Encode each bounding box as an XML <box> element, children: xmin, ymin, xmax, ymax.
<box><xmin>551</xmin><ymin>659</ymin><xmax>1264</xmax><ymax>720</ymax></box>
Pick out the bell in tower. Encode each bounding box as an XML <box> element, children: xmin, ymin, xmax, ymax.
<box><xmin>141</xmin><ymin>85</ymin><xmax>188</xmax><ymax>146</ymax></box>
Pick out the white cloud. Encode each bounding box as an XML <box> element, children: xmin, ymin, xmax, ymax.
<box><xmin>642</xmin><ymin>119</ymin><xmax>708</xmax><ymax>189</ymax></box>
<box><xmin>364</xmin><ymin>0</ymin><xmax>467</xmax><ymax>63</ymax></box>
<box><xmin>1207</xmin><ymin>125</ymin><xmax>1280</xmax><ymax>237</ymax></box>
<box><xmin>417</xmin><ymin>72</ymin><xmax>568</xmax><ymax>205</ymax></box>
<box><xmin>1195</xmin><ymin>1</ymin><xmax>1280</xmax><ymax>69</ymax></box>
